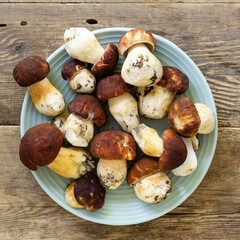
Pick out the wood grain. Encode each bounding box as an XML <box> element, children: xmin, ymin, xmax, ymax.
<box><xmin>0</xmin><ymin>126</ymin><xmax>239</xmax><ymax>239</ymax></box>
<box><xmin>0</xmin><ymin>3</ymin><xmax>239</xmax><ymax>127</ymax></box>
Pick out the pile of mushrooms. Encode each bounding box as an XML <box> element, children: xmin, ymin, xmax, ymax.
<box><xmin>14</xmin><ymin>27</ymin><xmax>216</xmax><ymax>211</ymax></box>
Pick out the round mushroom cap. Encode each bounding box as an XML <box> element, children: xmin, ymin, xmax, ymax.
<box><xmin>90</xmin><ymin>129</ymin><xmax>136</xmax><ymax>160</ymax></box>
<box><xmin>134</xmin><ymin>171</ymin><xmax>172</xmax><ymax>204</ymax></box>
<box><xmin>127</xmin><ymin>157</ymin><xmax>159</xmax><ymax>186</ymax></box>
<box><xmin>158</xmin><ymin>129</ymin><xmax>187</xmax><ymax>171</ymax></box>
<box><xmin>91</xmin><ymin>43</ymin><xmax>119</xmax><ymax>77</ymax></box>
<box><xmin>195</xmin><ymin>103</ymin><xmax>215</xmax><ymax>134</ymax></box>
<box><xmin>74</xmin><ymin>171</ymin><xmax>106</xmax><ymax>211</ymax></box>
<box><xmin>13</xmin><ymin>56</ymin><xmax>50</xmax><ymax>87</ymax></box>
<box><xmin>19</xmin><ymin>123</ymin><xmax>63</xmax><ymax>170</ymax></box>
<box><xmin>168</xmin><ymin>96</ymin><xmax>201</xmax><ymax>137</ymax></box>
<box><xmin>157</xmin><ymin>66</ymin><xmax>189</xmax><ymax>94</ymax></box>
<box><xmin>118</xmin><ymin>29</ymin><xmax>156</xmax><ymax>58</ymax></box>
<box><xmin>67</xmin><ymin>95</ymin><xmax>106</xmax><ymax>127</ymax></box>
<box><xmin>61</xmin><ymin>59</ymin><xmax>86</xmax><ymax>80</ymax></box>
<box><xmin>96</xmin><ymin>73</ymin><xmax>133</xmax><ymax>101</ymax></box>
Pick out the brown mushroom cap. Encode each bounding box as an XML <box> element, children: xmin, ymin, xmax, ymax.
<box><xmin>91</xmin><ymin>43</ymin><xmax>119</xmax><ymax>77</ymax></box>
<box><xmin>74</xmin><ymin>171</ymin><xmax>106</xmax><ymax>211</ymax></box>
<box><xmin>118</xmin><ymin>29</ymin><xmax>156</xmax><ymax>58</ymax></box>
<box><xmin>168</xmin><ymin>96</ymin><xmax>201</xmax><ymax>137</ymax></box>
<box><xmin>127</xmin><ymin>157</ymin><xmax>159</xmax><ymax>186</ymax></box>
<box><xmin>157</xmin><ymin>66</ymin><xmax>189</xmax><ymax>94</ymax></box>
<box><xmin>19</xmin><ymin>123</ymin><xmax>63</xmax><ymax>170</ymax></box>
<box><xmin>13</xmin><ymin>56</ymin><xmax>50</xmax><ymax>87</ymax></box>
<box><xmin>96</xmin><ymin>73</ymin><xmax>133</xmax><ymax>101</ymax></box>
<box><xmin>61</xmin><ymin>59</ymin><xmax>86</xmax><ymax>80</ymax></box>
<box><xmin>90</xmin><ymin>129</ymin><xmax>136</xmax><ymax>160</ymax></box>
<box><xmin>158</xmin><ymin>129</ymin><xmax>187</xmax><ymax>171</ymax></box>
<box><xmin>67</xmin><ymin>95</ymin><xmax>106</xmax><ymax>127</ymax></box>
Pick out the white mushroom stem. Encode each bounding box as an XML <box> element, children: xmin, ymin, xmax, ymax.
<box><xmin>50</xmin><ymin>112</ymin><xmax>69</xmax><ymax>139</ymax></box>
<box><xmin>97</xmin><ymin>159</ymin><xmax>127</xmax><ymax>190</ymax></box>
<box><xmin>108</xmin><ymin>93</ymin><xmax>139</xmax><ymax>133</ymax></box>
<box><xmin>191</xmin><ymin>135</ymin><xmax>200</xmax><ymax>150</ymax></box>
<box><xmin>28</xmin><ymin>78</ymin><xmax>65</xmax><ymax>117</ymax></box>
<box><xmin>172</xmin><ymin>137</ymin><xmax>197</xmax><ymax>176</ymax></box>
<box><xmin>69</xmin><ymin>68</ymin><xmax>96</xmax><ymax>93</ymax></box>
<box><xmin>64</xmin><ymin>27</ymin><xmax>104</xmax><ymax>64</ymax></box>
<box><xmin>134</xmin><ymin>171</ymin><xmax>172</xmax><ymax>203</ymax></box>
<box><xmin>121</xmin><ymin>43</ymin><xmax>163</xmax><ymax>87</ymax></box>
<box><xmin>195</xmin><ymin>103</ymin><xmax>215</xmax><ymax>134</ymax></box>
<box><xmin>137</xmin><ymin>85</ymin><xmax>176</xmax><ymax>119</ymax></box>
<box><xmin>64</xmin><ymin>113</ymin><xmax>94</xmax><ymax>147</ymax></box>
<box><xmin>48</xmin><ymin>147</ymin><xmax>95</xmax><ymax>179</ymax></box>
<box><xmin>132</xmin><ymin>124</ymin><xmax>164</xmax><ymax>157</ymax></box>
<box><xmin>65</xmin><ymin>181</ymin><xmax>84</xmax><ymax>208</ymax></box>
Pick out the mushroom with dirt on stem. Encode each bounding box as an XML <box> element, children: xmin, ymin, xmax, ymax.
<box><xmin>136</xmin><ymin>66</ymin><xmax>189</xmax><ymax>119</ymax></box>
<box><xmin>118</xmin><ymin>29</ymin><xmax>163</xmax><ymax>87</ymax></box>
<box><xmin>64</xmin><ymin>27</ymin><xmax>119</xmax><ymax>77</ymax></box>
<box><xmin>90</xmin><ymin>129</ymin><xmax>137</xmax><ymax>189</ymax></box>
<box><xmin>61</xmin><ymin>58</ymin><xmax>96</xmax><ymax>93</ymax></box>
<box><xmin>127</xmin><ymin>157</ymin><xmax>172</xmax><ymax>203</ymax></box>
<box><xmin>96</xmin><ymin>73</ymin><xmax>139</xmax><ymax>133</ymax></box>
<box><xmin>19</xmin><ymin>123</ymin><xmax>95</xmax><ymax>179</ymax></box>
<box><xmin>13</xmin><ymin>56</ymin><xmax>65</xmax><ymax>117</ymax></box>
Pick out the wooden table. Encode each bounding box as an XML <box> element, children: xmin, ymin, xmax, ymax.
<box><xmin>0</xmin><ymin>0</ymin><xmax>239</xmax><ymax>239</ymax></box>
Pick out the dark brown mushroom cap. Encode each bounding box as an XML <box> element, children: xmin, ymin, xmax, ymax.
<box><xmin>127</xmin><ymin>157</ymin><xmax>159</xmax><ymax>186</ymax></box>
<box><xmin>91</xmin><ymin>43</ymin><xmax>119</xmax><ymax>77</ymax></box>
<box><xmin>158</xmin><ymin>129</ymin><xmax>187</xmax><ymax>171</ymax></box>
<box><xmin>90</xmin><ymin>129</ymin><xmax>136</xmax><ymax>160</ymax></box>
<box><xmin>168</xmin><ymin>96</ymin><xmax>201</xmax><ymax>137</ymax></box>
<box><xmin>61</xmin><ymin>59</ymin><xmax>86</xmax><ymax>80</ymax></box>
<box><xmin>157</xmin><ymin>66</ymin><xmax>189</xmax><ymax>94</ymax></box>
<box><xmin>19</xmin><ymin>123</ymin><xmax>63</xmax><ymax>170</ymax></box>
<box><xmin>96</xmin><ymin>73</ymin><xmax>133</xmax><ymax>101</ymax></box>
<box><xmin>74</xmin><ymin>171</ymin><xmax>106</xmax><ymax>211</ymax></box>
<box><xmin>13</xmin><ymin>56</ymin><xmax>50</xmax><ymax>87</ymax></box>
<box><xmin>67</xmin><ymin>95</ymin><xmax>106</xmax><ymax>127</ymax></box>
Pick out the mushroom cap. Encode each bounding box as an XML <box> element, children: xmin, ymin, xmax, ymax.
<box><xmin>67</xmin><ymin>95</ymin><xmax>106</xmax><ymax>127</ymax></box>
<box><xmin>90</xmin><ymin>129</ymin><xmax>136</xmax><ymax>160</ymax></box>
<box><xmin>158</xmin><ymin>129</ymin><xmax>187</xmax><ymax>171</ymax></box>
<box><xmin>168</xmin><ymin>96</ymin><xmax>201</xmax><ymax>137</ymax></box>
<box><xmin>91</xmin><ymin>43</ymin><xmax>119</xmax><ymax>77</ymax></box>
<box><xmin>13</xmin><ymin>56</ymin><xmax>50</xmax><ymax>87</ymax></box>
<box><xmin>61</xmin><ymin>59</ymin><xmax>86</xmax><ymax>80</ymax></box>
<box><xmin>96</xmin><ymin>73</ymin><xmax>133</xmax><ymax>101</ymax></box>
<box><xmin>127</xmin><ymin>157</ymin><xmax>159</xmax><ymax>186</ymax></box>
<box><xmin>74</xmin><ymin>171</ymin><xmax>106</xmax><ymax>211</ymax></box>
<box><xmin>19</xmin><ymin>123</ymin><xmax>63</xmax><ymax>170</ymax></box>
<box><xmin>195</xmin><ymin>103</ymin><xmax>215</xmax><ymax>134</ymax></box>
<box><xmin>157</xmin><ymin>66</ymin><xmax>189</xmax><ymax>94</ymax></box>
<box><xmin>118</xmin><ymin>29</ymin><xmax>156</xmax><ymax>58</ymax></box>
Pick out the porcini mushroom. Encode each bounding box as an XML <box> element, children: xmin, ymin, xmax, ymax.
<box><xmin>90</xmin><ymin>129</ymin><xmax>136</xmax><ymax>189</ymax></box>
<box><xmin>13</xmin><ymin>56</ymin><xmax>65</xmax><ymax>117</ymax></box>
<box><xmin>131</xmin><ymin>124</ymin><xmax>164</xmax><ymax>157</ymax></box>
<box><xmin>65</xmin><ymin>172</ymin><xmax>106</xmax><ymax>211</ymax></box>
<box><xmin>96</xmin><ymin>73</ymin><xmax>139</xmax><ymax>133</ymax></box>
<box><xmin>61</xmin><ymin>59</ymin><xmax>96</xmax><ymax>93</ymax></box>
<box><xmin>118</xmin><ymin>29</ymin><xmax>163</xmax><ymax>87</ymax></box>
<box><xmin>19</xmin><ymin>123</ymin><xmax>95</xmax><ymax>178</ymax></box>
<box><xmin>127</xmin><ymin>157</ymin><xmax>172</xmax><ymax>203</ymax></box>
<box><xmin>168</xmin><ymin>96</ymin><xmax>215</xmax><ymax>137</ymax></box>
<box><xmin>64</xmin><ymin>27</ymin><xmax>119</xmax><ymax>77</ymax></box>
<box><xmin>136</xmin><ymin>66</ymin><xmax>189</xmax><ymax>119</ymax></box>
<box><xmin>172</xmin><ymin>137</ymin><xmax>198</xmax><ymax>176</ymax></box>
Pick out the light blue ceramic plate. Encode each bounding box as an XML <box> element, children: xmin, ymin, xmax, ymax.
<box><xmin>20</xmin><ymin>27</ymin><xmax>218</xmax><ymax>225</ymax></box>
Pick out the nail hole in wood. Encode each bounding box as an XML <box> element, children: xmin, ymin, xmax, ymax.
<box><xmin>20</xmin><ymin>21</ymin><xmax>27</xmax><ymax>26</ymax></box>
<box><xmin>86</xmin><ymin>19</ymin><xmax>98</xmax><ymax>24</ymax></box>
<box><xmin>0</xmin><ymin>24</ymin><xmax>7</xmax><ymax>27</ymax></box>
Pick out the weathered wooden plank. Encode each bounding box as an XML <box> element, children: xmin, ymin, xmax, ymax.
<box><xmin>0</xmin><ymin>126</ymin><xmax>239</xmax><ymax>238</ymax></box>
<box><xmin>0</xmin><ymin>3</ymin><xmax>239</xmax><ymax>127</ymax></box>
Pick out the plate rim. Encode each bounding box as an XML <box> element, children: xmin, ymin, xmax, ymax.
<box><xmin>20</xmin><ymin>27</ymin><xmax>218</xmax><ymax>225</ymax></box>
